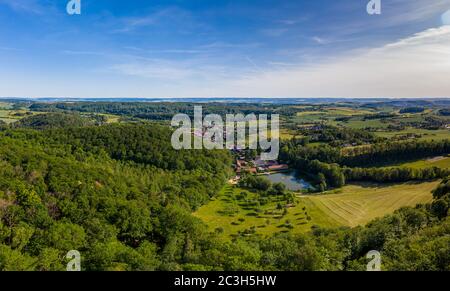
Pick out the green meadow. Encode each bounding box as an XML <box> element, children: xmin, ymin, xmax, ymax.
<box><xmin>194</xmin><ymin>181</ymin><xmax>438</xmax><ymax>239</ymax></box>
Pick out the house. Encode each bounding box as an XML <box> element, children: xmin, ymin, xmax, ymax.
<box><xmin>254</xmin><ymin>158</ymin><xmax>266</xmax><ymax>167</ymax></box>
<box><xmin>236</xmin><ymin>160</ymin><xmax>247</xmax><ymax>167</ymax></box>
<box><xmin>266</xmin><ymin>160</ymin><xmax>278</xmax><ymax>166</ymax></box>
<box><xmin>268</xmin><ymin>164</ymin><xmax>289</xmax><ymax>171</ymax></box>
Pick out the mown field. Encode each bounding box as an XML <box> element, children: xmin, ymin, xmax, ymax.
<box><xmin>0</xmin><ymin>102</ymin><xmax>123</xmax><ymax>125</ymax></box>
<box><xmin>303</xmin><ymin>181</ymin><xmax>438</xmax><ymax>227</ymax></box>
<box><xmin>194</xmin><ymin>181</ymin><xmax>438</xmax><ymax>239</ymax></box>
<box><xmin>0</xmin><ymin>102</ymin><xmax>40</xmax><ymax>123</ymax></box>
<box><xmin>0</xmin><ymin>109</ymin><xmax>37</xmax><ymax>124</ymax></box>
<box><xmin>375</xmin><ymin>128</ymin><xmax>450</xmax><ymax>141</ymax></box>
<box><xmin>398</xmin><ymin>156</ymin><xmax>450</xmax><ymax>169</ymax></box>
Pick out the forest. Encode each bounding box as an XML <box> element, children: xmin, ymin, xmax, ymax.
<box><xmin>28</xmin><ymin>102</ymin><xmax>299</xmax><ymax>121</ymax></box>
<box><xmin>279</xmin><ymin>137</ymin><xmax>450</xmax><ymax>190</ymax></box>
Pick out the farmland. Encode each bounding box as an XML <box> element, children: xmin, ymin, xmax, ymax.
<box><xmin>194</xmin><ymin>184</ymin><xmax>339</xmax><ymax>239</ymax></box>
<box><xmin>194</xmin><ymin>181</ymin><xmax>438</xmax><ymax>238</ymax></box>
<box><xmin>0</xmin><ymin>98</ymin><xmax>448</xmax><ymax>271</ymax></box>
<box><xmin>303</xmin><ymin>181</ymin><xmax>438</xmax><ymax>227</ymax></box>
<box><xmin>398</xmin><ymin>156</ymin><xmax>450</xmax><ymax>169</ymax></box>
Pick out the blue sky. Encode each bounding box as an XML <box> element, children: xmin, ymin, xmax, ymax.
<box><xmin>1</xmin><ymin>0</ymin><xmax>450</xmax><ymax>98</ymax></box>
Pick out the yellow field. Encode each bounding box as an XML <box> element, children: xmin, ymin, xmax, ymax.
<box><xmin>375</xmin><ymin>128</ymin><xmax>450</xmax><ymax>141</ymax></box>
<box><xmin>302</xmin><ymin>181</ymin><xmax>438</xmax><ymax>227</ymax></box>
<box><xmin>0</xmin><ymin>110</ymin><xmax>41</xmax><ymax>124</ymax></box>
<box><xmin>399</xmin><ymin>156</ymin><xmax>450</xmax><ymax>169</ymax></box>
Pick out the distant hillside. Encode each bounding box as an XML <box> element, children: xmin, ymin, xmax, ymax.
<box><xmin>13</xmin><ymin>113</ymin><xmax>96</xmax><ymax>129</ymax></box>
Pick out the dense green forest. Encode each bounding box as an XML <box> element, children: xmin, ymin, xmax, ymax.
<box><xmin>298</xmin><ymin>125</ymin><xmax>382</xmax><ymax>146</ymax></box>
<box><xmin>399</xmin><ymin>107</ymin><xmax>425</xmax><ymax>114</ymax></box>
<box><xmin>0</xmin><ymin>106</ymin><xmax>449</xmax><ymax>271</ymax></box>
<box><xmin>29</xmin><ymin>102</ymin><xmax>299</xmax><ymax>120</ymax></box>
<box><xmin>280</xmin><ymin>138</ymin><xmax>450</xmax><ymax>190</ymax></box>
<box><xmin>13</xmin><ymin>112</ymin><xmax>101</xmax><ymax>129</ymax></box>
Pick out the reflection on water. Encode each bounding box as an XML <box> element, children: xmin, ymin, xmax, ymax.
<box><xmin>265</xmin><ymin>171</ymin><xmax>312</xmax><ymax>191</ymax></box>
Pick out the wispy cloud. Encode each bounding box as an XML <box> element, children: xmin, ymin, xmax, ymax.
<box><xmin>200</xmin><ymin>41</ymin><xmax>262</xmax><ymax>49</ymax></box>
<box><xmin>260</xmin><ymin>28</ymin><xmax>289</xmax><ymax>37</ymax></box>
<box><xmin>381</xmin><ymin>0</ymin><xmax>450</xmax><ymax>27</ymax></box>
<box><xmin>110</xmin><ymin>61</ymin><xmax>195</xmax><ymax>80</ymax></box>
<box><xmin>443</xmin><ymin>9</ymin><xmax>450</xmax><ymax>24</ymax></box>
<box><xmin>0</xmin><ymin>0</ymin><xmax>45</xmax><ymax>14</ymax></box>
<box><xmin>107</xmin><ymin>56</ymin><xmax>234</xmax><ymax>82</ymax></box>
<box><xmin>113</xmin><ymin>7</ymin><xmax>204</xmax><ymax>34</ymax></box>
<box><xmin>312</xmin><ymin>36</ymin><xmax>329</xmax><ymax>45</ymax></box>
<box><xmin>124</xmin><ymin>46</ymin><xmax>206</xmax><ymax>55</ymax></box>
<box><xmin>0</xmin><ymin>46</ymin><xmax>23</xmax><ymax>51</ymax></box>
<box><xmin>61</xmin><ymin>50</ymin><xmax>108</xmax><ymax>57</ymax></box>
<box><xmin>328</xmin><ymin>0</ymin><xmax>450</xmax><ymax>38</ymax></box>
<box><xmin>119</xmin><ymin>42</ymin><xmax>263</xmax><ymax>57</ymax></box>
<box><xmin>223</xmin><ymin>25</ymin><xmax>450</xmax><ymax>98</ymax></box>
<box><xmin>276</xmin><ymin>17</ymin><xmax>309</xmax><ymax>26</ymax></box>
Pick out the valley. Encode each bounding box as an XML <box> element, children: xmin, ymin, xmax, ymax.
<box><xmin>0</xmin><ymin>98</ymin><xmax>449</xmax><ymax>271</ymax></box>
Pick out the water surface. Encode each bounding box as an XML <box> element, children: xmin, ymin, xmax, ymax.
<box><xmin>265</xmin><ymin>171</ymin><xmax>312</xmax><ymax>191</ymax></box>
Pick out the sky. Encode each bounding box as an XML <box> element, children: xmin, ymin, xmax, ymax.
<box><xmin>0</xmin><ymin>0</ymin><xmax>450</xmax><ymax>98</ymax></box>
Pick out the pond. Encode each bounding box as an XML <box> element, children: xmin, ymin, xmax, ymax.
<box><xmin>265</xmin><ymin>171</ymin><xmax>312</xmax><ymax>191</ymax></box>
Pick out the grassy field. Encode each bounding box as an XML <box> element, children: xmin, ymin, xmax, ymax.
<box><xmin>0</xmin><ymin>102</ymin><xmax>13</xmax><ymax>110</ymax></box>
<box><xmin>336</xmin><ymin>118</ymin><xmax>390</xmax><ymax>129</ymax></box>
<box><xmin>0</xmin><ymin>108</ymin><xmax>123</xmax><ymax>125</ymax></box>
<box><xmin>292</xmin><ymin>107</ymin><xmax>373</xmax><ymax>125</ymax></box>
<box><xmin>303</xmin><ymin>181</ymin><xmax>438</xmax><ymax>227</ymax></box>
<box><xmin>94</xmin><ymin>113</ymin><xmax>121</xmax><ymax>123</ymax></box>
<box><xmin>194</xmin><ymin>181</ymin><xmax>438</xmax><ymax>239</ymax></box>
<box><xmin>0</xmin><ymin>109</ymin><xmax>37</xmax><ymax>124</ymax></box>
<box><xmin>0</xmin><ymin>102</ymin><xmax>42</xmax><ymax>123</ymax></box>
<box><xmin>398</xmin><ymin>156</ymin><xmax>450</xmax><ymax>169</ymax></box>
<box><xmin>194</xmin><ymin>185</ymin><xmax>329</xmax><ymax>239</ymax></box>
<box><xmin>279</xmin><ymin>128</ymin><xmax>299</xmax><ymax>140</ymax></box>
<box><xmin>290</xmin><ymin>106</ymin><xmax>450</xmax><ymax>136</ymax></box>
<box><xmin>375</xmin><ymin>128</ymin><xmax>450</xmax><ymax>141</ymax></box>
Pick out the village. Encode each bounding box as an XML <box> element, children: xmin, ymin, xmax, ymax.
<box><xmin>189</xmin><ymin>123</ymin><xmax>288</xmax><ymax>184</ymax></box>
<box><xmin>229</xmin><ymin>148</ymin><xmax>289</xmax><ymax>184</ymax></box>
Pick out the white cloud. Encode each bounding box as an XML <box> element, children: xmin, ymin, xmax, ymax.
<box><xmin>95</xmin><ymin>26</ymin><xmax>450</xmax><ymax>98</ymax></box>
<box><xmin>111</xmin><ymin>61</ymin><xmax>195</xmax><ymax>80</ymax></box>
<box><xmin>260</xmin><ymin>28</ymin><xmax>289</xmax><ymax>37</ymax></box>
<box><xmin>382</xmin><ymin>0</ymin><xmax>450</xmax><ymax>27</ymax></box>
<box><xmin>276</xmin><ymin>17</ymin><xmax>309</xmax><ymax>26</ymax></box>
<box><xmin>199</xmin><ymin>42</ymin><xmax>262</xmax><ymax>49</ymax></box>
<box><xmin>312</xmin><ymin>37</ymin><xmax>329</xmax><ymax>45</ymax></box>
<box><xmin>442</xmin><ymin>9</ymin><xmax>450</xmax><ymax>25</ymax></box>
<box><xmin>113</xmin><ymin>7</ymin><xmax>202</xmax><ymax>34</ymax></box>
<box><xmin>108</xmin><ymin>57</ymin><xmax>233</xmax><ymax>83</ymax></box>
<box><xmin>6</xmin><ymin>24</ymin><xmax>450</xmax><ymax>98</ymax></box>
<box><xmin>219</xmin><ymin>26</ymin><xmax>450</xmax><ymax>98</ymax></box>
